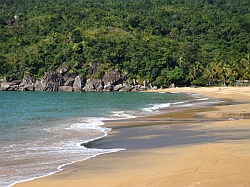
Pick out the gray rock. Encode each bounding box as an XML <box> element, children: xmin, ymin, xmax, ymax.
<box><xmin>64</xmin><ymin>77</ymin><xmax>75</xmax><ymax>86</ymax></box>
<box><xmin>96</xmin><ymin>81</ymin><xmax>104</xmax><ymax>92</ymax></box>
<box><xmin>114</xmin><ymin>84</ymin><xmax>124</xmax><ymax>91</ymax></box>
<box><xmin>20</xmin><ymin>73</ymin><xmax>35</xmax><ymax>87</ymax></box>
<box><xmin>103</xmin><ymin>82</ymin><xmax>113</xmax><ymax>92</ymax></box>
<box><xmin>58</xmin><ymin>86</ymin><xmax>73</xmax><ymax>92</ymax></box>
<box><xmin>58</xmin><ymin>66</ymin><xmax>70</xmax><ymax>75</ymax></box>
<box><xmin>73</xmin><ymin>75</ymin><xmax>82</xmax><ymax>92</ymax></box>
<box><xmin>22</xmin><ymin>85</ymin><xmax>35</xmax><ymax>91</ymax></box>
<box><xmin>169</xmin><ymin>83</ymin><xmax>175</xmax><ymax>88</ymax></box>
<box><xmin>0</xmin><ymin>81</ymin><xmax>10</xmax><ymax>91</ymax></box>
<box><xmin>102</xmin><ymin>71</ymin><xmax>123</xmax><ymax>85</ymax></box>
<box><xmin>35</xmin><ymin>72</ymin><xmax>61</xmax><ymax>91</ymax></box>
<box><xmin>10</xmin><ymin>80</ymin><xmax>22</xmax><ymax>86</ymax></box>
<box><xmin>119</xmin><ymin>83</ymin><xmax>133</xmax><ymax>92</ymax></box>
<box><xmin>19</xmin><ymin>73</ymin><xmax>36</xmax><ymax>91</ymax></box>
<box><xmin>83</xmin><ymin>79</ymin><xmax>96</xmax><ymax>92</ymax></box>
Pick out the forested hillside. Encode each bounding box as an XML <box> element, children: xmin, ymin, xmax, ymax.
<box><xmin>0</xmin><ymin>0</ymin><xmax>249</xmax><ymax>87</ymax></box>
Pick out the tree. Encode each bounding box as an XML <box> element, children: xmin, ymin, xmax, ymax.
<box><xmin>166</xmin><ymin>67</ymin><xmax>185</xmax><ymax>86</ymax></box>
<box><xmin>238</xmin><ymin>55</ymin><xmax>250</xmax><ymax>80</ymax></box>
<box><xmin>187</xmin><ymin>61</ymin><xmax>203</xmax><ymax>82</ymax></box>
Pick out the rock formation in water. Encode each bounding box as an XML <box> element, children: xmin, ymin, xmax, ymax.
<box><xmin>0</xmin><ymin>63</ymin><xmax>149</xmax><ymax>92</ymax></box>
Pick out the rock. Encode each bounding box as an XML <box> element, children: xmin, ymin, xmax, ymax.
<box><xmin>35</xmin><ymin>72</ymin><xmax>61</xmax><ymax>91</ymax></box>
<box><xmin>58</xmin><ymin>86</ymin><xmax>73</xmax><ymax>92</ymax></box>
<box><xmin>83</xmin><ymin>79</ymin><xmax>94</xmax><ymax>92</ymax></box>
<box><xmin>7</xmin><ymin>86</ymin><xmax>18</xmax><ymax>91</ymax></box>
<box><xmin>169</xmin><ymin>83</ymin><xmax>175</xmax><ymax>88</ymax></box>
<box><xmin>102</xmin><ymin>71</ymin><xmax>123</xmax><ymax>85</ymax></box>
<box><xmin>58</xmin><ymin>66</ymin><xmax>70</xmax><ymax>75</ymax></box>
<box><xmin>19</xmin><ymin>73</ymin><xmax>36</xmax><ymax>91</ymax></box>
<box><xmin>114</xmin><ymin>84</ymin><xmax>124</xmax><ymax>91</ymax></box>
<box><xmin>96</xmin><ymin>81</ymin><xmax>104</xmax><ymax>92</ymax></box>
<box><xmin>22</xmin><ymin>85</ymin><xmax>35</xmax><ymax>91</ymax></box>
<box><xmin>10</xmin><ymin>80</ymin><xmax>22</xmax><ymax>86</ymax></box>
<box><xmin>73</xmin><ymin>75</ymin><xmax>83</xmax><ymax>92</ymax></box>
<box><xmin>62</xmin><ymin>72</ymin><xmax>77</xmax><ymax>87</ymax></box>
<box><xmin>119</xmin><ymin>83</ymin><xmax>133</xmax><ymax>92</ymax></box>
<box><xmin>133</xmin><ymin>85</ymin><xmax>147</xmax><ymax>91</ymax></box>
<box><xmin>83</xmin><ymin>79</ymin><xmax>102</xmax><ymax>92</ymax></box>
<box><xmin>0</xmin><ymin>81</ymin><xmax>10</xmax><ymax>91</ymax></box>
<box><xmin>21</xmin><ymin>73</ymin><xmax>35</xmax><ymax>86</ymax></box>
<box><xmin>103</xmin><ymin>82</ymin><xmax>113</xmax><ymax>92</ymax></box>
<box><xmin>64</xmin><ymin>77</ymin><xmax>75</xmax><ymax>86</ymax></box>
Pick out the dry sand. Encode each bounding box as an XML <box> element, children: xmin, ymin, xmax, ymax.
<box><xmin>15</xmin><ymin>87</ymin><xmax>250</xmax><ymax>187</ymax></box>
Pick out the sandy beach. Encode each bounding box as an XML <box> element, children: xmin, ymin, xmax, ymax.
<box><xmin>15</xmin><ymin>87</ymin><xmax>250</xmax><ymax>187</ymax></box>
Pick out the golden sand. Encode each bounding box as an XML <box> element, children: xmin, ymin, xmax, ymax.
<box><xmin>15</xmin><ymin>87</ymin><xmax>250</xmax><ymax>187</ymax></box>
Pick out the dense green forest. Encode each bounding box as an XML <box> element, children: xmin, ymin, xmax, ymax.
<box><xmin>0</xmin><ymin>0</ymin><xmax>249</xmax><ymax>87</ymax></box>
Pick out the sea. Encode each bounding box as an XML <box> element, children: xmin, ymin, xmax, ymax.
<box><xmin>0</xmin><ymin>91</ymin><xmax>218</xmax><ymax>187</ymax></box>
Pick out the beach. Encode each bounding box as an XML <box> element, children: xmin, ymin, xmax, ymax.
<box><xmin>15</xmin><ymin>87</ymin><xmax>250</xmax><ymax>187</ymax></box>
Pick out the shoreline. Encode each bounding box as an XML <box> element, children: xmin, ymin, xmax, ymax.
<box><xmin>14</xmin><ymin>86</ymin><xmax>250</xmax><ymax>187</ymax></box>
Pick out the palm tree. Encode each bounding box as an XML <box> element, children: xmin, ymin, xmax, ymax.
<box><xmin>188</xmin><ymin>61</ymin><xmax>203</xmax><ymax>82</ymax></box>
<box><xmin>204</xmin><ymin>63</ymin><xmax>216</xmax><ymax>86</ymax></box>
<box><xmin>239</xmin><ymin>55</ymin><xmax>250</xmax><ymax>80</ymax></box>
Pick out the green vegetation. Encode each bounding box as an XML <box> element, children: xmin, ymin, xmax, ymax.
<box><xmin>0</xmin><ymin>0</ymin><xmax>249</xmax><ymax>86</ymax></box>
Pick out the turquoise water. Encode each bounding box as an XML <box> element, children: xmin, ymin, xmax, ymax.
<box><xmin>0</xmin><ymin>91</ymin><xmax>208</xmax><ymax>186</ymax></box>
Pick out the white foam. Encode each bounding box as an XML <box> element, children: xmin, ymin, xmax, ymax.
<box><xmin>67</xmin><ymin>118</ymin><xmax>105</xmax><ymax>131</ymax></box>
<box><xmin>2</xmin><ymin>117</ymin><xmax>125</xmax><ymax>187</ymax></box>
<box><xmin>111</xmin><ymin>111</ymin><xmax>136</xmax><ymax>119</ymax></box>
<box><xmin>7</xmin><ymin>147</ymin><xmax>124</xmax><ymax>187</ymax></box>
<box><xmin>143</xmin><ymin>103</ymin><xmax>171</xmax><ymax>112</ymax></box>
<box><xmin>142</xmin><ymin>100</ymin><xmax>190</xmax><ymax>112</ymax></box>
<box><xmin>196</xmin><ymin>97</ymin><xmax>209</xmax><ymax>101</ymax></box>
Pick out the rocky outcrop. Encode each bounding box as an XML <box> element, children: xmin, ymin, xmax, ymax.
<box><xmin>103</xmin><ymin>82</ymin><xmax>113</xmax><ymax>92</ymax></box>
<box><xmin>0</xmin><ymin>67</ymin><xmax>149</xmax><ymax>92</ymax></box>
<box><xmin>19</xmin><ymin>73</ymin><xmax>35</xmax><ymax>91</ymax></box>
<box><xmin>73</xmin><ymin>75</ymin><xmax>83</xmax><ymax>91</ymax></box>
<box><xmin>0</xmin><ymin>79</ymin><xmax>22</xmax><ymax>91</ymax></box>
<box><xmin>119</xmin><ymin>82</ymin><xmax>133</xmax><ymax>92</ymax></box>
<box><xmin>83</xmin><ymin>79</ymin><xmax>104</xmax><ymax>92</ymax></box>
<box><xmin>102</xmin><ymin>71</ymin><xmax>123</xmax><ymax>85</ymax></box>
<box><xmin>35</xmin><ymin>72</ymin><xmax>61</xmax><ymax>91</ymax></box>
<box><xmin>114</xmin><ymin>84</ymin><xmax>124</xmax><ymax>91</ymax></box>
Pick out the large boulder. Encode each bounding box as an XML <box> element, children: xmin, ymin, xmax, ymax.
<box><xmin>73</xmin><ymin>75</ymin><xmax>83</xmax><ymax>92</ymax></box>
<box><xmin>19</xmin><ymin>73</ymin><xmax>36</xmax><ymax>91</ymax></box>
<box><xmin>22</xmin><ymin>85</ymin><xmax>35</xmax><ymax>91</ymax></box>
<box><xmin>20</xmin><ymin>73</ymin><xmax>35</xmax><ymax>86</ymax></box>
<box><xmin>0</xmin><ymin>81</ymin><xmax>10</xmax><ymax>91</ymax></box>
<box><xmin>113</xmin><ymin>84</ymin><xmax>124</xmax><ymax>91</ymax></box>
<box><xmin>0</xmin><ymin>80</ymin><xmax>22</xmax><ymax>91</ymax></box>
<box><xmin>96</xmin><ymin>81</ymin><xmax>104</xmax><ymax>92</ymax></box>
<box><xmin>35</xmin><ymin>72</ymin><xmax>61</xmax><ymax>91</ymax></box>
<box><xmin>64</xmin><ymin>77</ymin><xmax>75</xmax><ymax>86</ymax></box>
<box><xmin>62</xmin><ymin>72</ymin><xmax>77</xmax><ymax>87</ymax></box>
<box><xmin>58</xmin><ymin>86</ymin><xmax>73</xmax><ymax>92</ymax></box>
<box><xmin>103</xmin><ymin>82</ymin><xmax>113</xmax><ymax>92</ymax></box>
<box><xmin>102</xmin><ymin>71</ymin><xmax>123</xmax><ymax>85</ymax></box>
<box><xmin>83</xmin><ymin>79</ymin><xmax>103</xmax><ymax>92</ymax></box>
<box><xmin>10</xmin><ymin>80</ymin><xmax>22</xmax><ymax>86</ymax></box>
<box><xmin>119</xmin><ymin>82</ymin><xmax>133</xmax><ymax>92</ymax></box>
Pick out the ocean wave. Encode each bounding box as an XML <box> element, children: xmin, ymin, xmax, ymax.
<box><xmin>1</xmin><ymin>117</ymin><xmax>125</xmax><ymax>187</ymax></box>
<box><xmin>111</xmin><ymin>111</ymin><xmax>137</xmax><ymax>119</ymax></box>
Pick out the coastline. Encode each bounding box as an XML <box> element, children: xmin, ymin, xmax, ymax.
<box><xmin>14</xmin><ymin>87</ymin><xmax>250</xmax><ymax>187</ymax></box>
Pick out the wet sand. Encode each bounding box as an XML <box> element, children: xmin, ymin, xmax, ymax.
<box><xmin>15</xmin><ymin>87</ymin><xmax>250</xmax><ymax>187</ymax></box>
